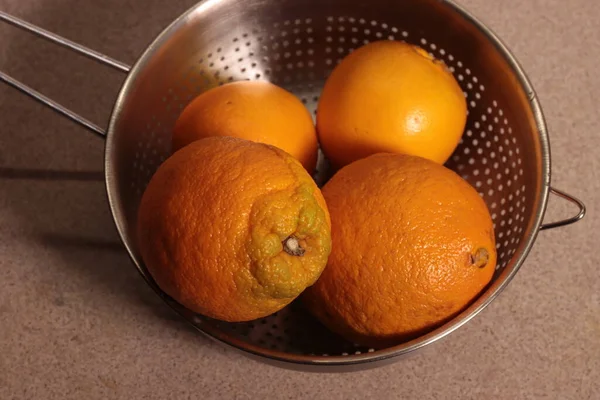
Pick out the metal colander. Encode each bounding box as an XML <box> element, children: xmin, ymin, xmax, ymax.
<box><xmin>0</xmin><ymin>0</ymin><xmax>585</xmax><ymax>372</ymax></box>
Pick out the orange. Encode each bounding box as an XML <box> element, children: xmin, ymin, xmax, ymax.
<box><xmin>172</xmin><ymin>80</ymin><xmax>319</xmax><ymax>174</ymax></box>
<box><xmin>137</xmin><ymin>136</ymin><xmax>331</xmax><ymax>322</ymax></box>
<box><xmin>316</xmin><ymin>40</ymin><xmax>467</xmax><ymax>169</ymax></box>
<box><xmin>303</xmin><ymin>153</ymin><xmax>496</xmax><ymax>347</ymax></box>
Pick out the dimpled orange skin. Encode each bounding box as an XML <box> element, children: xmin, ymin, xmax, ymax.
<box><xmin>137</xmin><ymin>136</ymin><xmax>331</xmax><ymax>322</ymax></box>
<box><xmin>317</xmin><ymin>40</ymin><xmax>467</xmax><ymax>169</ymax></box>
<box><xmin>303</xmin><ymin>153</ymin><xmax>496</xmax><ymax>347</ymax></box>
<box><xmin>172</xmin><ymin>80</ymin><xmax>319</xmax><ymax>174</ymax></box>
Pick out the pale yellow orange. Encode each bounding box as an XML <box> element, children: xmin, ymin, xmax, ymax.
<box><xmin>317</xmin><ymin>41</ymin><xmax>467</xmax><ymax>169</ymax></box>
<box><xmin>173</xmin><ymin>80</ymin><xmax>319</xmax><ymax>174</ymax></box>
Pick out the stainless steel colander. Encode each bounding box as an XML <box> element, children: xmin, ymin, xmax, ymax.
<box><xmin>0</xmin><ymin>0</ymin><xmax>586</xmax><ymax>372</ymax></box>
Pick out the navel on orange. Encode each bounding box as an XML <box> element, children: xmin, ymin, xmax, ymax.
<box><xmin>172</xmin><ymin>80</ymin><xmax>319</xmax><ymax>174</ymax></box>
<box><xmin>137</xmin><ymin>137</ymin><xmax>331</xmax><ymax>322</ymax></box>
<box><xmin>317</xmin><ymin>40</ymin><xmax>467</xmax><ymax>169</ymax></box>
<box><xmin>303</xmin><ymin>153</ymin><xmax>496</xmax><ymax>347</ymax></box>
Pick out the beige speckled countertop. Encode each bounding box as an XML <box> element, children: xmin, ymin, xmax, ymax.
<box><xmin>0</xmin><ymin>0</ymin><xmax>598</xmax><ymax>398</ymax></box>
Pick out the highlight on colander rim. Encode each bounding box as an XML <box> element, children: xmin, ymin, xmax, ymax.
<box><xmin>0</xmin><ymin>0</ymin><xmax>586</xmax><ymax>372</ymax></box>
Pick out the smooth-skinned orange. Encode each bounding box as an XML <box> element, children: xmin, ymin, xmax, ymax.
<box><xmin>303</xmin><ymin>153</ymin><xmax>496</xmax><ymax>347</ymax></box>
<box><xmin>317</xmin><ymin>40</ymin><xmax>467</xmax><ymax>169</ymax></box>
<box><xmin>137</xmin><ymin>136</ymin><xmax>331</xmax><ymax>322</ymax></box>
<box><xmin>172</xmin><ymin>80</ymin><xmax>319</xmax><ymax>174</ymax></box>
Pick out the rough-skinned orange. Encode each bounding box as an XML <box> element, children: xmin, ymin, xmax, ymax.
<box><xmin>303</xmin><ymin>153</ymin><xmax>496</xmax><ymax>347</ymax></box>
<box><xmin>137</xmin><ymin>137</ymin><xmax>331</xmax><ymax>322</ymax></box>
<box><xmin>317</xmin><ymin>40</ymin><xmax>467</xmax><ymax>169</ymax></box>
<box><xmin>172</xmin><ymin>80</ymin><xmax>319</xmax><ymax>174</ymax></box>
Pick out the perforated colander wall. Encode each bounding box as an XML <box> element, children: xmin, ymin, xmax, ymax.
<box><xmin>128</xmin><ymin>15</ymin><xmax>531</xmax><ymax>356</ymax></box>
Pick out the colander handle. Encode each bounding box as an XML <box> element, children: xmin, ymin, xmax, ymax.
<box><xmin>0</xmin><ymin>11</ymin><xmax>131</xmax><ymax>138</ymax></box>
<box><xmin>540</xmin><ymin>187</ymin><xmax>586</xmax><ymax>230</ymax></box>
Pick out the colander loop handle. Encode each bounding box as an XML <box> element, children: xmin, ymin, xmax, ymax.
<box><xmin>540</xmin><ymin>187</ymin><xmax>586</xmax><ymax>230</ymax></box>
<box><xmin>0</xmin><ymin>11</ymin><xmax>131</xmax><ymax>138</ymax></box>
